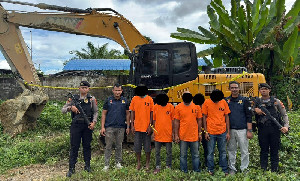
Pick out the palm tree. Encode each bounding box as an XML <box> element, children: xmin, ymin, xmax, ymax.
<box><xmin>72</xmin><ymin>42</ymin><xmax>128</xmax><ymax>59</ymax></box>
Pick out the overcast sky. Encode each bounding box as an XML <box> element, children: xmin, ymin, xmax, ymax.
<box><xmin>0</xmin><ymin>0</ymin><xmax>296</xmax><ymax>74</ymax></box>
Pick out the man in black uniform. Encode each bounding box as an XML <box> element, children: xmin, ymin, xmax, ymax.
<box><xmin>254</xmin><ymin>83</ymin><xmax>289</xmax><ymax>172</ymax></box>
<box><xmin>62</xmin><ymin>81</ymin><xmax>98</xmax><ymax>177</ymax></box>
<box><xmin>225</xmin><ymin>81</ymin><xmax>253</xmax><ymax>175</ymax></box>
<box><xmin>100</xmin><ymin>84</ymin><xmax>130</xmax><ymax>171</ymax></box>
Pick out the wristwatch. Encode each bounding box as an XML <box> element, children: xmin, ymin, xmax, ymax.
<box><xmin>247</xmin><ymin>129</ymin><xmax>253</xmax><ymax>132</ymax></box>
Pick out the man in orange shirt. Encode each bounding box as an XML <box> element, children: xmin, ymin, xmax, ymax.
<box><xmin>174</xmin><ymin>92</ymin><xmax>202</xmax><ymax>173</ymax></box>
<box><xmin>153</xmin><ymin>94</ymin><xmax>174</xmax><ymax>174</ymax></box>
<box><xmin>130</xmin><ymin>85</ymin><xmax>154</xmax><ymax>170</ymax></box>
<box><xmin>203</xmin><ymin>89</ymin><xmax>230</xmax><ymax>175</ymax></box>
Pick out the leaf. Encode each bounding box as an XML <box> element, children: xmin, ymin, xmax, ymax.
<box><xmin>246</xmin><ymin>1</ymin><xmax>254</xmax><ymax>46</ymax></box>
<box><xmin>283</xmin><ymin>27</ymin><xmax>298</xmax><ymax>62</ymax></box>
<box><xmin>170</xmin><ymin>32</ymin><xmax>212</xmax><ymax>44</ymax></box>
<box><xmin>231</xmin><ymin>0</ymin><xmax>237</xmax><ymax>19</ymax></box>
<box><xmin>267</xmin><ymin>0</ymin><xmax>277</xmax><ymax>23</ymax></box>
<box><xmin>198</xmin><ymin>26</ymin><xmax>217</xmax><ymax>41</ymax></box>
<box><xmin>292</xmin><ymin>31</ymin><xmax>300</xmax><ymax>65</ymax></box>
<box><xmin>211</xmin><ymin>45</ymin><xmax>224</xmax><ymax>67</ymax></box>
<box><xmin>197</xmin><ymin>47</ymin><xmax>214</xmax><ymax>57</ymax></box>
<box><xmin>175</xmin><ymin>27</ymin><xmax>202</xmax><ymax>35</ymax></box>
<box><xmin>237</xmin><ymin>5</ymin><xmax>247</xmax><ymax>36</ymax></box>
<box><xmin>254</xmin><ymin>0</ymin><xmax>269</xmax><ymax>36</ymax></box>
<box><xmin>207</xmin><ymin>5</ymin><xmax>220</xmax><ymax>32</ymax></box>
<box><xmin>284</xmin><ymin>0</ymin><xmax>300</xmax><ymax>28</ymax></box>
<box><xmin>210</xmin><ymin>0</ymin><xmax>244</xmax><ymax>42</ymax></box>
<box><xmin>284</xmin><ymin>16</ymin><xmax>300</xmax><ymax>36</ymax></box>
<box><xmin>220</xmin><ymin>25</ymin><xmax>243</xmax><ymax>53</ymax></box>
<box><xmin>275</xmin><ymin>0</ymin><xmax>286</xmax><ymax>21</ymax></box>
<box><xmin>252</xmin><ymin>0</ymin><xmax>261</xmax><ymax>32</ymax></box>
<box><xmin>203</xmin><ymin>56</ymin><xmax>213</xmax><ymax>67</ymax></box>
<box><xmin>254</xmin><ymin>17</ymin><xmax>278</xmax><ymax>47</ymax></box>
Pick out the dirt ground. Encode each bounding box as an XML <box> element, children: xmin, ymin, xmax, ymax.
<box><xmin>0</xmin><ymin>162</ymin><xmax>69</xmax><ymax>181</ymax></box>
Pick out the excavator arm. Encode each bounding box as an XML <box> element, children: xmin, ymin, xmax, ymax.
<box><xmin>0</xmin><ymin>1</ymin><xmax>148</xmax><ymax>136</ymax></box>
<box><xmin>0</xmin><ymin>1</ymin><xmax>148</xmax><ymax>83</ymax></box>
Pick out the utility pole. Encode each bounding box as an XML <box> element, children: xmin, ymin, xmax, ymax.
<box><xmin>30</xmin><ymin>30</ymin><xmax>32</xmax><ymax>60</ymax></box>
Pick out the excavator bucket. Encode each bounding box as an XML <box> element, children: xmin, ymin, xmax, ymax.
<box><xmin>0</xmin><ymin>89</ymin><xmax>48</xmax><ymax>136</ymax></box>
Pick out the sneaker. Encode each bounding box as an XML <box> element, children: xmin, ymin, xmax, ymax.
<box><xmin>116</xmin><ymin>163</ymin><xmax>123</xmax><ymax>169</ymax></box>
<box><xmin>102</xmin><ymin>166</ymin><xmax>109</xmax><ymax>171</ymax></box>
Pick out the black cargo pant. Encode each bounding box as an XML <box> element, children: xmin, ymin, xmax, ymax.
<box><xmin>69</xmin><ymin>122</ymin><xmax>93</xmax><ymax>168</ymax></box>
<box><xmin>258</xmin><ymin>124</ymin><xmax>280</xmax><ymax>172</ymax></box>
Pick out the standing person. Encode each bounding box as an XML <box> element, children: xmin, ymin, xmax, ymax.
<box><xmin>174</xmin><ymin>92</ymin><xmax>202</xmax><ymax>173</ymax></box>
<box><xmin>100</xmin><ymin>84</ymin><xmax>130</xmax><ymax>171</ymax></box>
<box><xmin>130</xmin><ymin>85</ymin><xmax>154</xmax><ymax>170</ymax></box>
<box><xmin>202</xmin><ymin>89</ymin><xmax>230</xmax><ymax>176</ymax></box>
<box><xmin>193</xmin><ymin>93</ymin><xmax>207</xmax><ymax>168</ymax></box>
<box><xmin>225</xmin><ymin>81</ymin><xmax>253</xmax><ymax>175</ymax></box>
<box><xmin>62</xmin><ymin>81</ymin><xmax>98</xmax><ymax>177</ymax></box>
<box><xmin>254</xmin><ymin>83</ymin><xmax>289</xmax><ymax>172</ymax></box>
<box><xmin>153</xmin><ymin>94</ymin><xmax>174</xmax><ymax>174</ymax></box>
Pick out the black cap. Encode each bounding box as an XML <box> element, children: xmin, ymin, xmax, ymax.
<box><xmin>80</xmin><ymin>81</ymin><xmax>90</xmax><ymax>87</ymax></box>
<box><xmin>259</xmin><ymin>83</ymin><xmax>271</xmax><ymax>89</ymax></box>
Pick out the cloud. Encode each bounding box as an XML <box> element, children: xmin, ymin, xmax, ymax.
<box><xmin>0</xmin><ymin>60</ymin><xmax>10</xmax><ymax>69</ymax></box>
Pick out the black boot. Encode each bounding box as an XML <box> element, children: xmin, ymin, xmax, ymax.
<box><xmin>84</xmin><ymin>164</ymin><xmax>91</xmax><ymax>172</ymax></box>
<box><xmin>66</xmin><ymin>167</ymin><xmax>75</xmax><ymax>177</ymax></box>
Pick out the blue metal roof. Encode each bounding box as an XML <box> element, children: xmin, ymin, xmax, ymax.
<box><xmin>63</xmin><ymin>59</ymin><xmax>131</xmax><ymax>70</ymax></box>
<box><xmin>63</xmin><ymin>58</ymin><xmax>210</xmax><ymax>71</ymax></box>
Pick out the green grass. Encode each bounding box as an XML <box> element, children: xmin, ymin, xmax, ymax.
<box><xmin>0</xmin><ymin>100</ymin><xmax>299</xmax><ymax>180</ymax></box>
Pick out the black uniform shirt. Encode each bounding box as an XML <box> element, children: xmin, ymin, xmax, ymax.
<box><xmin>103</xmin><ymin>96</ymin><xmax>129</xmax><ymax>128</ymax></box>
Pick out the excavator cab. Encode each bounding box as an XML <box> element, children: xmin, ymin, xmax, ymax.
<box><xmin>134</xmin><ymin>42</ymin><xmax>198</xmax><ymax>91</ymax></box>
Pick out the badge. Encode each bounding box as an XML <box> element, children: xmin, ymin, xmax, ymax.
<box><xmin>238</xmin><ymin>100</ymin><xmax>243</xmax><ymax>104</ymax></box>
<box><xmin>84</xmin><ymin>98</ymin><xmax>88</xmax><ymax>103</ymax></box>
<box><xmin>110</xmin><ymin>100</ymin><xmax>113</xmax><ymax>104</ymax></box>
<box><xmin>122</xmin><ymin>100</ymin><xmax>125</xmax><ymax>104</ymax></box>
<box><xmin>166</xmin><ymin>111</ymin><xmax>170</xmax><ymax>115</ymax></box>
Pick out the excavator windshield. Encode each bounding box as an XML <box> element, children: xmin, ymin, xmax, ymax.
<box><xmin>135</xmin><ymin>42</ymin><xmax>198</xmax><ymax>90</ymax></box>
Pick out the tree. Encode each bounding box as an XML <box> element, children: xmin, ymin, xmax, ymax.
<box><xmin>171</xmin><ymin>0</ymin><xmax>299</xmax><ymax>83</ymax></box>
<box><xmin>71</xmin><ymin>42</ymin><xmax>128</xmax><ymax>59</ymax></box>
<box><xmin>63</xmin><ymin>42</ymin><xmax>128</xmax><ymax>65</ymax></box>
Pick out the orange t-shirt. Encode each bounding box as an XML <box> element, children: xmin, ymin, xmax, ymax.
<box><xmin>129</xmin><ymin>95</ymin><xmax>154</xmax><ymax>132</ymax></box>
<box><xmin>174</xmin><ymin>102</ymin><xmax>202</xmax><ymax>142</ymax></box>
<box><xmin>153</xmin><ymin>103</ymin><xmax>174</xmax><ymax>142</ymax></box>
<box><xmin>202</xmin><ymin>99</ymin><xmax>230</xmax><ymax>135</ymax></box>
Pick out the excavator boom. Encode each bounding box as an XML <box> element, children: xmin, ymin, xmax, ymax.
<box><xmin>0</xmin><ymin>1</ymin><xmax>148</xmax><ymax>83</ymax></box>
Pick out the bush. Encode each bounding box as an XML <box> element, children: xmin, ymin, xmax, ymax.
<box><xmin>272</xmin><ymin>76</ymin><xmax>300</xmax><ymax>110</ymax></box>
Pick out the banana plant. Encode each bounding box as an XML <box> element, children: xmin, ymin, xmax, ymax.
<box><xmin>171</xmin><ymin>0</ymin><xmax>299</xmax><ymax>81</ymax></box>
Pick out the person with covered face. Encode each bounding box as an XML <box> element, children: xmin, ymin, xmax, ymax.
<box><xmin>152</xmin><ymin>94</ymin><xmax>174</xmax><ymax>174</ymax></box>
<box><xmin>129</xmin><ymin>85</ymin><xmax>154</xmax><ymax>170</ymax></box>
<box><xmin>174</xmin><ymin>92</ymin><xmax>202</xmax><ymax>173</ymax></box>
<box><xmin>202</xmin><ymin>89</ymin><xmax>230</xmax><ymax>176</ymax></box>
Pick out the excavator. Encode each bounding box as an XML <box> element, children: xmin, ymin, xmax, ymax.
<box><xmin>0</xmin><ymin>1</ymin><xmax>265</xmax><ymax>136</ymax></box>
